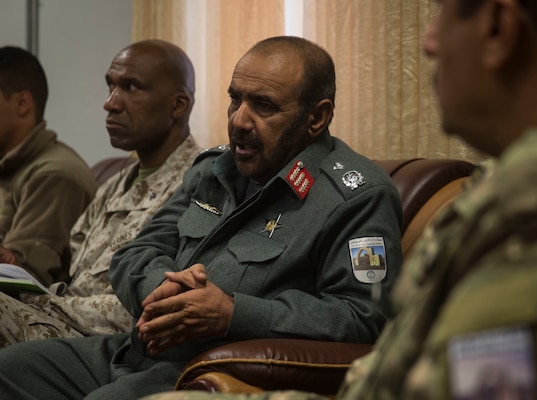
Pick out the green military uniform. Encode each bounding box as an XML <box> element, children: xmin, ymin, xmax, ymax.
<box><xmin>143</xmin><ymin>129</ymin><xmax>537</xmax><ymax>400</ymax></box>
<box><xmin>0</xmin><ymin>131</ymin><xmax>402</xmax><ymax>399</ymax></box>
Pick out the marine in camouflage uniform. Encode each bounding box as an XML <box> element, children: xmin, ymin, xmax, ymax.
<box><xmin>0</xmin><ymin>135</ymin><xmax>201</xmax><ymax>346</ymax></box>
<box><xmin>139</xmin><ymin>130</ymin><xmax>537</xmax><ymax>399</ymax></box>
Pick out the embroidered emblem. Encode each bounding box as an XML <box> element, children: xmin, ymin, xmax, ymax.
<box><xmin>286</xmin><ymin>160</ymin><xmax>314</xmax><ymax>200</ymax></box>
<box><xmin>260</xmin><ymin>214</ymin><xmax>282</xmax><ymax>238</ymax></box>
<box><xmin>448</xmin><ymin>326</ymin><xmax>536</xmax><ymax>398</ymax></box>
<box><xmin>342</xmin><ymin>170</ymin><xmax>365</xmax><ymax>190</ymax></box>
<box><xmin>333</xmin><ymin>162</ymin><xmax>344</xmax><ymax>170</ymax></box>
<box><xmin>195</xmin><ymin>200</ymin><xmax>222</xmax><ymax>215</ymax></box>
<box><xmin>348</xmin><ymin>237</ymin><xmax>387</xmax><ymax>283</ymax></box>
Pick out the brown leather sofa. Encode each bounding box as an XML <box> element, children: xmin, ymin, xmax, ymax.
<box><xmin>92</xmin><ymin>157</ymin><xmax>476</xmax><ymax>396</ymax></box>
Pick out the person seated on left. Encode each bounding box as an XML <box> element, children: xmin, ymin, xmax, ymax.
<box><xmin>0</xmin><ymin>46</ymin><xmax>97</xmax><ymax>287</ymax></box>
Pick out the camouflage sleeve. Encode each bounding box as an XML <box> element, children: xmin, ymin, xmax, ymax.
<box><xmin>401</xmin><ymin>243</ymin><xmax>537</xmax><ymax>399</ymax></box>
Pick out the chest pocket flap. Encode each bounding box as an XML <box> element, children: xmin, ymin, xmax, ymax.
<box><xmin>178</xmin><ymin>202</ymin><xmax>222</xmax><ymax>239</ymax></box>
<box><xmin>228</xmin><ymin>231</ymin><xmax>286</xmax><ymax>264</ymax></box>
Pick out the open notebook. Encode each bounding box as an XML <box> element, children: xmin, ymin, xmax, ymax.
<box><xmin>0</xmin><ymin>263</ymin><xmax>49</xmax><ymax>294</ymax></box>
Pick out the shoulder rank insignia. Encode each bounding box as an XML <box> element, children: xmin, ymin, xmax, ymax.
<box><xmin>286</xmin><ymin>160</ymin><xmax>314</xmax><ymax>200</ymax></box>
<box><xmin>195</xmin><ymin>200</ymin><xmax>222</xmax><ymax>215</ymax></box>
<box><xmin>342</xmin><ymin>170</ymin><xmax>365</xmax><ymax>190</ymax></box>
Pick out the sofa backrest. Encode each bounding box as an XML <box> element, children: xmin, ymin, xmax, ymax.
<box><xmin>374</xmin><ymin>158</ymin><xmax>475</xmax><ymax>256</ymax></box>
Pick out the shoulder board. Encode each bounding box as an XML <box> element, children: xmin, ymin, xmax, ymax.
<box><xmin>320</xmin><ymin>141</ymin><xmax>393</xmax><ymax>200</ymax></box>
<box><xmin>193</xmin><ymin>144</ymin><xmax>230</xmax><ymax>164</ymax></box>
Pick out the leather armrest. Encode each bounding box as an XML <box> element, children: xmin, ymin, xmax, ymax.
<box><xmin>175</xmin><ymin>338</ymin><xmax>373</xmax><ymax>394</ymax></box>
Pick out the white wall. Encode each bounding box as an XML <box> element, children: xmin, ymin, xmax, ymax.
<box><xmin>0</xmin><ymin>0</ymin><xmax>132</xmax><ymax>166</ymax></box>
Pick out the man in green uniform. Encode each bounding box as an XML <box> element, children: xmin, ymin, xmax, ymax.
<box><xmin>144</xmin><ymin>0</ymin><xmax>537</xmax><ymax>398</ymax></box>
<box><xmin>0</xmin><ymin>36</ymin><xmax>403</xmax><ymax>399</ymax></box>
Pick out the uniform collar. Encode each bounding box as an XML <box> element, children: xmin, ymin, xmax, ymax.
<box><xmin>212</xmin><ymin>131</ymin><xmax>333</xmax><ymax>202</ymax></box>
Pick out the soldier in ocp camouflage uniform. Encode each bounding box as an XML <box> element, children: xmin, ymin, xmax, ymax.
<box><xmin>141</xmin><ymin>0</ymin><xmax>537</xmax><ymax>399</ymax></box>
<box><xmin>0</xmin><ymin>39</ymin><xmax>202</xmax><ymax>347</ymax></box>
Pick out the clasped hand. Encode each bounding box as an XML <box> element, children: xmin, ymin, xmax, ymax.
<box><xmin>0</xmin><ymin>246</ymin><xmax>20</xmax><ymax>265</ymax></box>
<box><xmin>135</xmin><ymin>263</ymin><xmax>234</xmax><ymax>355</ymax></box>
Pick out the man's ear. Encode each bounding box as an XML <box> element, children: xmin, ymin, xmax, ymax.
<box><xmin>481</xmin><ymin>0</ymin><xmax>522</xmax><ymax>69</ymax></box>
<box><xmin>15</xmin><ymin>90</ymin><xmax>33</xmax><ymax>118</ymax></box>
<box><xmin>308</xmin><ymin>99</ymin><xmax>334</xmax><ymax>140</ymax></box>
<box><xmin>171</xmin><ymin>92</ymin><xmax>192</xmax><ymax>118</ymax></box>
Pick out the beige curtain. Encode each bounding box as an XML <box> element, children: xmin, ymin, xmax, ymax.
<box><xmin>132</xmin><ymin>0</ymin><xmax>285</xmax><ymax>148</ymax></box>
<box><xmin>132</xmin><ymin>0</ymin><xmax>485</xmax><ymax>162</ymax></box>
<box><xmin>301</xmin><ymin>0</ymin><xmax>484</xmax><ymax>162</ymax></box>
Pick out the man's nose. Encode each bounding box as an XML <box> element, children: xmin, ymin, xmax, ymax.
<box><xmin>103</xmin><ymin>87</ymin><xmax>122</xmax><ymax>112</ymax></box>
<box><xmin>230</xmin><ymin>102</ymin><xmax>254</xmax><ymax>131</ymax></box>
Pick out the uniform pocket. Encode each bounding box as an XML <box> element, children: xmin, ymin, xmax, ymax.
<box><xmin>227</xmin><ymin>231</ymin><xmax>286</xmax><ymax>264</ymax></box>
<box><xmin>177</xmin><ymin>201</ymin><xmax>222</xmax><ymax>239</ymax></box>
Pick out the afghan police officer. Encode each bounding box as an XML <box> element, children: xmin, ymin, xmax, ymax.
<box><xmin>141</xmin><ymin>0</ymin><xmax>537</xmax><ymax>398</ymax></box>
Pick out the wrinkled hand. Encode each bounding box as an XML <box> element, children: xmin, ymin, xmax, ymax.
<box><xmin>0</xmin><ymin>246</ymin><xmax>19</xmax><ymax>265</ymax></box>
<box><xmin>136</xmin><ymin>263</ymin><xmax>234</xmax><ymax>355</ymax></box>
<box><xmin>136</xmin><ymin>264</ymin><xmax>208</xmax><ymax>330</ymax></box>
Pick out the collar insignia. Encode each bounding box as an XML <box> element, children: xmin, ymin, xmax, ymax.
<box><xmin>195</xmin><ymin>200</ymin><xmax>222</xmax><ymax>215</ymax></box>
<box><xmin>260</xmin><ymin>214</ymin><xmax>283</xmax><ymax>238</ymax></box>
<box><xmin>286</xmin><ymin>160</ymin><xmax>314</xmax><ymax>200</ymax></box>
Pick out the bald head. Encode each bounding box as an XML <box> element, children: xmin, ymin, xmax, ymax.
<box><xmin>104</xmin><ymin>40</ymin><xmax>196</xmax><ymax>166</ymax></box>
<box><xmin>119</xmin><ymin>39</ymin><xmax>195</xmax><ymax>101</ymax></box>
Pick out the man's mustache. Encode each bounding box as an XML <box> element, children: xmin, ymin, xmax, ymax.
<box><xmin>230</xmin><ymin>130</ymin><xmax>262</xmax><ymax>148</ymax></box>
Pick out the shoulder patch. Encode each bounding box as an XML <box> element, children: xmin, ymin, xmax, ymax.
<box><xmin>348</xmin><ymin>237</ymin><xmax>387</xmax><ymax>283</ymax></box>
<box><xmin>448</xmin><ymin>326</ymin><xmax>536</xmax><ymax>399</ymax></box>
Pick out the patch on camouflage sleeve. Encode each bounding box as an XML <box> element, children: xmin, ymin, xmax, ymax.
<box><xmin>448</xmin><ymin>326</ymin><xmax>536</xmax><ymax>399</ymax></box>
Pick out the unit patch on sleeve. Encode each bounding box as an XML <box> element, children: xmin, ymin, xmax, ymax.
<box><xmin>348</xmin><ymin>237</ymin><xmax>387</xmax><ymax>283</ymax></box>
<box><xmin>448</xmin><ymin>326</ymin><xmax>536</xmax><ymax>400</ymax></box>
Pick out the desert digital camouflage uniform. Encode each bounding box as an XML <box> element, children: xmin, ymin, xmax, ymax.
<box><xmin>142</xmin><ymin>130</ymin><xmax>537</xmax><ymax>400</ymax></box>
<box><xmin>0</xmin><ymin>135</ymin><xmax>201</xmax><ymax>347</ymax></box>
